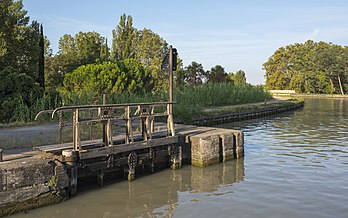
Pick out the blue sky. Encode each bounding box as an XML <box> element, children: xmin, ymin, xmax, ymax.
<box><xmin>23</xmin><ymin>0</ymin><xmax>348</xmax><ymax>84</ymax></box>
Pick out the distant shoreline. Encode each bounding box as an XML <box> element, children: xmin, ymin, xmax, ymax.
<box><xmin>272</xmin><ymin>94</ymin><xmax>348</xmax><ymax>98</ymax></box>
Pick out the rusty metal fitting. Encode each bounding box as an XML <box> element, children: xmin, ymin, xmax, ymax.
<box><xmin>62</xmin><ymin>150</ymin><xmax>79</xmax><ymax>163</ymax></box>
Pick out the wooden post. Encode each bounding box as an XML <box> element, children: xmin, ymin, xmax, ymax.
<box><xmin>102</xmin><ymin>94</ymin><xmax>112</xmax><ymax>146</ymax></box>
<box><xmin>0</xmin><ymin>149</ymin><xmax>3</xmax><ymax>162</ymax></box>
<box><xmin>72</xmin><ymin>109</ymin><xmax>80</xmax><ymax>151</ymax></box>
<box><xmin>89</xmin><ymin>109</ymin><xmax>93</xmax><ymax>140</ymax></box>
<box><xmin>106</xmin><ymin>112</ymin><xmax>112</xmax><ymax>146</ymax></box>
<box><xmin>125</xmin><ymin>106</ymin><xmax>134</xmax><ymax>143</ymax></box>
<box><xmin>150</xmin><ymin>106</ymin><xmax>155</xmax><ymax>133</ymax></box>
<box><xmin>58</xmin><ymin>111</ymin><xmax>63</xmax><ymax>144</ymax></box>
<box><xmin>167</xmin><ymin>104</ymin><xmax>175</xmax><ymax>137</ymax></box>
<box><xmin>62</xmin><ymin>150</ymin><xmax>79</xmax><ymax>196</ymax></box>
<box><xmin>141</xmin><ymin>117</ymin><xmax>148</xmax><ymax>141</ymax></box>
<box><xmin>125</xmin><ymin>107</ymin><xmax>129</xmax><ymax>143</ymax></box>
<box><xmin>145</xmin><ymin>114</ymin><xmax>152</xmax><ymax>139</ymax></box>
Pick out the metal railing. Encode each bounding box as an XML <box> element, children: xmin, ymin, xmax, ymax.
<box><xmin>35</xmin><ymin>102</ymin><xmax>175</xmax><ymax>151</ymax></box>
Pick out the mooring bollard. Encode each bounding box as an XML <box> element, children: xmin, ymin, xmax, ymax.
<box><xmin>62</xmin><ymin>150</ymin><xmax>79</xmax><ymax>196</ymax></box>
<box><xmin>0</xmin><ymin>149</ymin><xmax>3</xmax><ymax>162</ymax></box>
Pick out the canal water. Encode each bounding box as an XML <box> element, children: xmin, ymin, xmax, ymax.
<box><xmin>12</xmin><ymin>98</ymin><xmax>348</xmax><ymax>218</ymax></box>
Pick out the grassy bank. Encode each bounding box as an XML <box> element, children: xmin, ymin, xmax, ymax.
<box><xmin>202</xmin><ymin>98</ymin><xmax>303</xmax><ymax>115</ymax></box>
<box><xmin>1</xmin><ymin>83</ymin><xmax>271</xmax><ymax>126</ymax></box>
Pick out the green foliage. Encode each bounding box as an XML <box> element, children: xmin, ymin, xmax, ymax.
<box><xmin>230</xmin><ymin>70</ymin><xmax>247</xmax><ymax>85</ymax></box>
<box><xmin>180</xmin><ymin>61</ymin><xmax>207</xmax><ymax>86</ymax></box>
<box><xmin>58</xmin><ymin>60</ymin><xmax>152</xmax><ymax>104</ymax></box>
<box><xmin>61</xmin><ymin>83</ymin><xmax>270</xmax><ymax>123</ymax></box>
<box><xmin>45</xmin><ymin>32</ymin><xmax>107</xmax><ymax>91</ymax></box>
<box><xmin>0</xmin><ymin>0</ymin><xmax>43</xmax><ymax>83</ymax></box>
<box><xmin>207</xmin><ymin>65</ymin><xmax>232</xmax><ymax>83</ymax></box>
<box><xmin>112</xmin><ymin>14</ymin><xmax>135</xmax><ymax>61</ymax></box>
<box><xmin>134</xmin><ymin>28</ymin><xmax>168</xmax><ymax>91</ymax></box>
<box><xmin>0</xmin><ymin>67</ymin><xmax>45</xmax><ymax>123</ymax></box>
<box><xmin>0</xmin><ymin>0</ymin><xmax>29</xmax><ymax>71</ymax></box>
<box><xmin>111</xmin><ymin>15</ymin><xmax>169</xmax><ymax>91</ymax></box>
<box><xmin>174</xmin><ymin>83</ymin><xmax>271</xmax><ymax>122</ymax></box>
<box><xmin>264</xmin><ymin>40</ymin><xmax>348</xmax><ymax>94</ymax></box>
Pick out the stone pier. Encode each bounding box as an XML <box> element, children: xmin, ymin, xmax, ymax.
<box><xmin>177</xmin><ymin>125</ymin><xmax>244</xmax><ymax>167</ymax></box>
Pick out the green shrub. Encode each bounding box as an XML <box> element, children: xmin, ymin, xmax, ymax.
<box><xmin>0</xmin><ymin>67</ymin><xmax>43</xmax><ymax>123</ymax></box>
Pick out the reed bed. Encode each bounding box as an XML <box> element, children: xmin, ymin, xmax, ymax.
<box><xmin>3</xmin><ymin>83</ymin><xmax>271</xmax><ymax>125</ymax></box>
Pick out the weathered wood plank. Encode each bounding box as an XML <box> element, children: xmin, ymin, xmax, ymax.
<box><xmin>79</xmin><ymin>136</ymin><xmax>178</xmax><ymax>160</ymax></box>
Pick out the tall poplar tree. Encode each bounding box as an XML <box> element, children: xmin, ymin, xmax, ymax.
<box><xmin>111</xmin><ymin>14</ymin><xmax>135</xmax><ymax>61</ymax></box>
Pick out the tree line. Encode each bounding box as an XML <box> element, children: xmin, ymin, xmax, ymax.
<box><xmin>0</xmin><ymin>0</ymin><xmax>248</xmax><ymax>123</ymax></box>
<box><xmin>264</xmin><ymin>40</ymin><xmax>348</xmax><ymax>94</ymax></box>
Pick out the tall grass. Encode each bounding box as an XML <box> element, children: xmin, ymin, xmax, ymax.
<box><xmin>10</xmin><ymin>92</ymin><xmax>60</xmax><ymax>124</ymax></box>
<box><xmin>3</xmin><ymin>83</ymin><xmax>271</xmax><ymax>125</ymax></box>
<box><xmin>174</xmin><ymin>83</ymin><xmax>271</xmax><ymax>121</ymax></box>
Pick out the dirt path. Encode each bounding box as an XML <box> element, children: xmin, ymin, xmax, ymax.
<box><xmin>203</xmin><ymin>98</ymin><xmax>287</xmax><ymax>113</ymax></box>
<box><xmin>0</xmin><ymin>124</ymin><xmax>60</xmax><ymax>150</ymax></box>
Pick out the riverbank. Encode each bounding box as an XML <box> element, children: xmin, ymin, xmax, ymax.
<box><xmin>272</xmin><ymin>93</ymin><xmax>348</xmax><ymax>98</ymax></box>
<box><xmin>190</xmin><ymin>97</ymin><xmax>304</xmax><ymax>126</ymax></box>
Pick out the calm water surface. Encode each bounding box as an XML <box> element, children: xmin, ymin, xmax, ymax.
<box><xmin>12</xmin><ymin>98</ymin><xmax>348</xmax><ymax>218</ymax></box>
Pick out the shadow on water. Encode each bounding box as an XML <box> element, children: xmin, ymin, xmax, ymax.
<box><xmin>12</xmin><ymin>159</ymin><xmax>244</xmax><ymax>218</ymax></box>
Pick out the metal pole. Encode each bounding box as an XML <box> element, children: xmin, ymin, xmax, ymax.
<box><xmin>169</xmin><ymin>46</ymin><xmax>173</xmax><ymax>116</ymax></box>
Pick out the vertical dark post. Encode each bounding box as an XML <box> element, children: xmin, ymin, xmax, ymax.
<box><xmin>102</xmin><ymin>94</ymin><xmax>112</xmax><ymax>146</ymax></box>
<box><xmin>0</xmin><ymin>149</ymin><xmax>3</xmax><ymax>162</ymax></box>
<box><xmin>169</xmin><ymin>46</ymin><xmax>173</xmax><ymax>116</ymax></box>
<box><xmin>38</xmin><ymin>24</ymin><xmax>45</xmax><ymax>89</ymax></box>
<box><xmin>58</xmin><ymin>111</ymin><xmax>63</xmax><ymax>144</ymax></box>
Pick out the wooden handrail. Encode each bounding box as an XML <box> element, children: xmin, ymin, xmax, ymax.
<box><xmin>50</xmin><ymin>102</ymin><xmax>175</xmax><ymax>119</ymax></box>
<box><xmin>34</xmin><ymin>102</ymin><xmax>176</xmax><ymax>151</ymax></box>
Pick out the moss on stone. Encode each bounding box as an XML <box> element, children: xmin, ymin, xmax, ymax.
<box><xmin>0</xmin><ymin>193</ymin><xmax>65</xmax><ymax>217</ymax></box>
<box><xmin>192</xmin><ymin>157</ymin><xmax>220</xmax><ymax>167</ymax></box>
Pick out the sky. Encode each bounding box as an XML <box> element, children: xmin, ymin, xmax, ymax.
<box><xmin>22</xmin><ymin>0</ymin><xmax>348</xmax><ymax>84</ymax></box>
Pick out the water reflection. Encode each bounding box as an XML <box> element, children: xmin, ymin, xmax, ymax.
<box><xmin>217</xmin><ymin>98</ymin><xmax>348</xmax><ymax>168</ymax></box>
<box><xmin>13</xmin><ymin>159</ymin><xmax>244</xmax><ymax>218</ymax></box>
